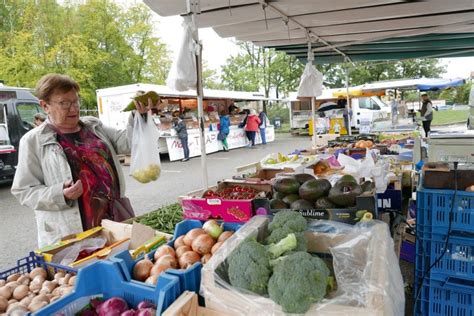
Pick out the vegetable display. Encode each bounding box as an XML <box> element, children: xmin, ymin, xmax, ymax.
<box><xmin>202</xmin><ymin>186</ymin><xmax>261</xmax><ymax>200</ymax></box>
<box><xmin>226</xmin><ymin>211</ymin><xmax>332</xmax><ymax>314</ymax></box>
<box><xmin>76</xmin><ymin>297</ymin><xmax>156</xmax><ymax>316</ymax></box>
<box><xmin>135</xmin><ymin>204</ymin><xmax>183</xmax><ymax>234</ymax></box>
<box><xmin>132</xmin><ymin>220</ymin><xmax>235</xmax><ymax>284</ymax></box>
<box><xmin>0</xmin><ymin>268</ymin><xmax>75</xmax><ymax>314</ymax></box>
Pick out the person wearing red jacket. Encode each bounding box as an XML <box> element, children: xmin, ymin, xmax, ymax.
<box><xmin>244</xmin><ymin>109</ymin><xmax>261</xmax><ymax>147</ymax></box>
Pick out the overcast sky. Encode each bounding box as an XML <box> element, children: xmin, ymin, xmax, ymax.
<box><xmin>143</xmin><ymin>2</ymin><xmax>474</xmax><ymax>81</ymax></box>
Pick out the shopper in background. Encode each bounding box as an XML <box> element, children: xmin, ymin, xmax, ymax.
<box><xmin>33</xmin><ymin>113</ymin><xmax>46</xmax><ymax>127</ymax></box>
<box><xmin>218</xmin><ymin>111</ymin><xmax>230</xmax><ymax>152</ymax></box>
<box><xmin>173</xmin><ymin>114</ymin><xmax>190</xmax><ymax>161</ymax></box>
<box><xmin>244</xmin><ymin>109</ymin><xmax>261</xmax><ymax>147</ymax></box>
<box><xmin>419</xmin><ymin>92</ymin><xmax>433</xmax><ymax>137</ymax></box>
<box><xmin>258</xmin><ymin>110</ymin><xmax>270</xmax><ymax>145</ymax></box>
<box><xmin>11</xmin><ymin>73</ymin><xmax>152</xmax><ymax>247</ymax></box>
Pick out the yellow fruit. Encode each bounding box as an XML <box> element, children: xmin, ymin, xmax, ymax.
<box><xmin>360</xmin><ymin>212</ymin><xmax>373</xmax><ymax>222</ymax></box>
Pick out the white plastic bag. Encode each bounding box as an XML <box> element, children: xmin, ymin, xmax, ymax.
<box><xmin>297</xmin><ymin>62</ymin><xmax>324</xmax><ymax>97</ymax></box>
<box><xmin>166</xmin><ymin>16</ymin><xmax>197</xmax><ymax>91</ymax></box>
<box><xmin>130</xmin><ymin>112</ymin><xmax>161</xmax><ymax>184</ymax></box>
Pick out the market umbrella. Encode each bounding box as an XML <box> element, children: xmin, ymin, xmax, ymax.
<box><xmin>166</xmin><ymin>9</ymin><xmax>208</xmax><ymax>189</ymax></box>
<box><xmin>297</xmin><ymin>42</ymin><xmax>324</xmax><ymax>149</ymax></box>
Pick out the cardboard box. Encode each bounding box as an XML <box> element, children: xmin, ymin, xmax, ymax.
<box><xmin>233</xmin><ymin>168</ymin><xmax>294</xmax><ymax>183</ymax></box>
<box><xmin>315</xmin><ymin>134</ymin><xmax>339</xmax><ymax>147</ymax></box>
<box><xmin>163</xmin><ymin>291</ymin><xmax>232</xmax><ymax>316</ymax></box>
<box><xmin>181</xmin><ymin>181</ymin><xmax>273</xmax><ymax>222</ymax></box>
<box><xmin>201</xmin><ymin>217</ymin><xmax>399</xmax><ymax>316</ymax></box>
<box><xmin>377</xmin><ymin>179</ymin><xmax>402</xmax><ymax>213</ymax></box>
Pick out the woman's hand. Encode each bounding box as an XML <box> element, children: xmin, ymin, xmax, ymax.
<box><xmin>63</xmin><ymin>180</ymin><xmax>83</xmax><ymax>200</ymax></box>
<box><xmin>134</xmin><ymin>97</ymin><xmax>157</xmax><ymax>114</ymax></box>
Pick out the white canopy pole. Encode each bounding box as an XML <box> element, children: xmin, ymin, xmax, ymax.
<box><xmin>188</xmin><ymin>0</ymin><xmax>208</xmax><ymax>189</ymax></box>
<box><xmin>308</xmin><ymin>42</ymin><xmax>317</xmax><ymax>149</ymax></box>
<box><xmin>345</xmin><ymin>60</ymin><xmax>352</xmax><ymax>136</ymax></box>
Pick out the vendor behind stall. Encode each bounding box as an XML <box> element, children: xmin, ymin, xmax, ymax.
<box><xmin>173</xmin><ymin>114</ymin><xmax>190</xmax><ymax>161</ymax></box>
<box><xmin>11</xmin><ymin>74</ymin><xmax>152</xmax><ymax>247</ymax></box>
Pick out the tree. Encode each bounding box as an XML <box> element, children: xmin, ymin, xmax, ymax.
<box><xmin>0</xmin><ymin>1</ymin><xmax>170</xmax><ymax>111</ymax></box>
<box><xmin>221</xmin><ymin>42</ymin><xmax>304</xmax><ymax>110</ymax></box>
<box><xmin>202</xmin><ymin>62</ymin><xmax>225</xmax><ymax>90</ymax></box>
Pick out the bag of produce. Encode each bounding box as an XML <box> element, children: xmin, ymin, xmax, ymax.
<box><xmin>130</xmin><ymin>111</ymin><xmax>161</xmax><ymax>183</ymax></box>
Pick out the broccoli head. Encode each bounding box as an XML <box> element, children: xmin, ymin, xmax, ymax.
<box><xmin>268</xmin><ymin>251</ymin><xmax>330</xmax><ymax>314</ymax></box>
<box><xmin>227</xmin><ymin>233</ymin><xmax>298</xmax><ymax>294</ymax></box>
<box><xmin>268</xmin><ymin>210</ymin><xmax>308</xmax><ymax>234</ymax></box>
<box><xmin>227</xmin><ymin>238</ymin><xmax>271</xmax><ymax>295</ymax></box>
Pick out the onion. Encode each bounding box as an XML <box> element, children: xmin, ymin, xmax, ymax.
<box><xmin>145</xmin><ymin>274</ymin><xmax>159</xmax><ymax>285</ymax></box>
<box><xmin>211</xmin><ymin>242</ymin><xmax>223</xmax><ymax>254</ymax></box>
<box><xmin>175</xmin><ymin>245</ymin><xmax>192</xmax><ymax>258</ymax></box>
<box><xmin>202</xmin><ymin>220</ymin><xmax>223</xmax><ymax>239</ymax></box>
<box><xmin>173</xmin><ymin>235</ymin><xmax>186</xmax><ymax>249</ymax></box>
<box><xmin>155</xmin><ymin>255</ymin><xmax>178</xmax><ymax>269</ymax></box>
<box><xmin>201</xmin><ymin>254</ymin><xmax>212</xmax><ymax>264</ymax></box>
<box><xmin>217</xmin><ymin>231</ymin><xmax>234</xmax><ymax>243</ymax></box>
<box><xmin>137</xmin><ymin>308</ymin><xmax>155</xmax><ymax>316</ymax></box>
<box><xmin>191</xmin><ymin>234</ymin><xmax>215</xmax><ymax>255</ymax></box>
<box><xmin>120</xmin><ymin>310</ymin><xmax>136</xmax><ymax>316</ymax></box>
<box><xmin>137</xmin><ymin>301</ymin><xmax>155</xmax><ymax>310</ymax></box>
<box><xmin>97</xmin><ymin>297</ymin><xmax>129</xmax><ymax>316</ymax></box>
<box><xmin>153</xmin><ymin>245</ymin><xmax>176</xmax><ymax>261</ymax></box>
<box><xmin>183</xmin><ymin>228</ymin><xmax>205</xmax><ymax>246</ymax></box>
<box><xmin>178</xmin><ymin>251</ymin><xmax>201</xmax><ymax>269</ymax></box>
<box><xmin>150</xmin><ymin>264</ymin><xmax>170</xmax><ymax>277</ymax></box>
<box><xmin>133</xmin><ymin>255</ymin><xmax>153</xmax><ymax>281</ymax></box>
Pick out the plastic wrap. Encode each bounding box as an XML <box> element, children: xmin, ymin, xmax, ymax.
<box><xmin>53</xmin><ymin>236</ymin><xmax>107</xmax><ymax>266</ymax></box>
<box><xmin>201</xmin><ymin>216</ymin><xmax>404</xmax><ymax>316</ymax></box>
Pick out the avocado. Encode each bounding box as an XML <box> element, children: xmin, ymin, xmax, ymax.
<box><xmin>298</xmin><ymin>179</ymin><xmax>332</xmax><ymax>202</ymax></box>
<box><xmin>282</xmin><ymin>194</ymin><xmax>300</xmax><ymax>206</ymax></box>
<box><xmin>273</xmin><ymin>191</ymin><xmax>287</xmax><ymax>200</ymax></box>
<box><xmin>273</xmin><ymin>177</ymin><xmax>300</xmax><ymax>195</ymax></box>
<box><xmin>293</xmin><ymin>173</ymin><xmax>316</xmax><ymax>185</ymax></box>
<box><xmin>328</xmin><ymin>182</ymin><xmax>362</xmax><ymax>207</ymax></box>
<box><xmin>361</xmin><ymin>180</ymin><xmax>374</xmax><ymax>193</ymax></box>
<box><xmin>338</xmin><ymin>174</ymin><xmax>358</xmax><ymax>185</ymax></box>
<box><xmin>270</xmin><ymin>199</ymin><xmax>288</xmax><ymax>210</ymax></box>
<box><xmin>290</xmin><ymin>199</ymin><xmax>314</xmax><ymax>210</ymax></box>
<box><xmin>315</xmin><ymin>197</ymin><xmax>336</xmax><ymax>209</ymax></box>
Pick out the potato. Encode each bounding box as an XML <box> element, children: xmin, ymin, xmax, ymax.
<box><xmin>0</xmin><ymin>296</ymin><xmax>7</xmax><ymax>313</ymax></box>
<box><xmin>29</xmin><ymin>268</ymin><xmax>47</xmax><ymax>281</ymax></box>
<box><xmin>28</xmin><ymin>300</ymin><xmax>48</xmax><ymax>312</ymax></box>
<box><xmin>68</xmin><ymin>275</ymin><xmax>77</xmax><ymax>286</ymax></box>
<box><xmin>54</xmin><ymin>272</ymin><xmax>65</xmax><ymax>281</ymax></box>
<box><xmin>19</xmin><ymin>296</ymin><xmax>32</xmax><ymax>307</ymax></box>
<box><xmin>8</xmin><ymin>299</ymin><xmax>17</xmax><ymax>304</ymax></box>
<box><xmin>6</xmin><ymin>302</ymin><xmax>27</xmax><ymax>314</ymax></box>
<box><xmin>50</xmin><ymin>295</ymin><xmax>61</xmax><ymax>303</ymax></box>
<box><xmin>57</xmin><ymin>286</ymin><xmax>73</xmax><ymax>296</ymax></box>
<box><xmin>0</xmin><ymin>280</ymin><xmax>5</xmax><ymax>287</ymax></box>
<box><xmin>0</xmin><ymin>286</ymin><xmax>12</xmax><ymax>300</ymax></box>
<box><xmin>61</xmin><ymin>274</ymin><xmax>72</xmax><ymax>286</ymax></box>
<box><xmin>6</xmin><ymin>281</ymin><xmax>20</xmax><ymax>290</ymax></box>
<box><xmin>29</xmin><ymin>281</ymin><xmax>42</xmax><ymax>294</ymax></box>
<box><xmin>16</xmin><ymin>276</ymin><xmax>29</xmax><ymax>286</ymax></box>
<box><xmin>6</xmin><ymin>273</ymin><xmax>20</xmax><ymax>283</ymax></box>
<box><xmin>13</xmin><ymin>285</ymin><xmax>29</xmax><ymax>300</ymax></box>
<box><xmin>31</xmin><ymin>294</ymin><xmax>49</xmax><ymax>305</ymax></box>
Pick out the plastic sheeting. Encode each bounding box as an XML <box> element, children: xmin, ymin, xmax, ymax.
<box><xmin>166</xmin><ymin>16</ymin><xmax>197</xmax><ymax>92</ymax></box>
<box><xmin>201</xmin><ymin>216</ymin><xmax>405</xmax><ymax>316</ymax></box>
<box><xmin>297</xmin><ymin>62</ymin><xmax>324</xmax><ymax>98</ymax></box>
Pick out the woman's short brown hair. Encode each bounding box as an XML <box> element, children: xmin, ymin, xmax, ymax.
<box><xmin>35</xmin><ymin>74</ymin><xmax>80</xmax><ymax>101</ymax></box>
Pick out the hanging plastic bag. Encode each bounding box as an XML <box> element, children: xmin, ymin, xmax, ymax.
<box><xmin>297</xmin><ymin>62</ymin><xmax>324</xmax><ymax>97</ymax></box>
<box><xmin>130</xmin><ymin>112</ymin><xmax>161</xmax><ymax>184</ymax></box>
<box><xmin>166</xmin><ymin>16</ymin><xmax>197</xmax><ymax>91</ymax></box>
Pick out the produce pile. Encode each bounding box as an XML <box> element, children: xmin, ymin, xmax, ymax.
<box><xmin>131</xmin><ymin>164</ymin><xmax>161</xmax><ymax>184</ymax></box>
<box><xmin>133</xmin><ymin>220</ymin><xmax>235</xmax><ymax>285</ymax></box>
<box><xmin>270</xmin><ymin>173</ymin><xmax>373</xmax><ymax>210</ymax></box>
<box><xmin>135</xmin><ymin>204</ymin><xmax>183</xmax><ymax>234</ymax></box>
<box><xmin>0</xmin><ymin>268</ymin><xmax>75</xmax><ymax>314</ymax></box>
<box><xmin>73</xmin><ymin>297</ymin><xmax>156</xmax><ymax>316</ymax></box>
<box><xmin>226</xmin><ymin>211</ymin><xmax>332</xmax><ymax>314</ymax></box>
<box><xmin>202</xmin><ymin>185</ymin><xmax>264</xmax><ymax>200</ymax></box>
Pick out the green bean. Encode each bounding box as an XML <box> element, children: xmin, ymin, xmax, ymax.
<box><xmin>135</xmin><ymin>203</ymin><xmax>184</xmax><ymax>234</ymax></box>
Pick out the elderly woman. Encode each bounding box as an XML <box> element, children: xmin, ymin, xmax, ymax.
<box><xmin>11</xmin><ymin>74</ymin><xmax>152</xmax><ymax>247</ymax></box>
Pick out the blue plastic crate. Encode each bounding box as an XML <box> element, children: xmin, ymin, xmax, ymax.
<box><xmin>0</xmin><ymin>251</ymin><xmax>76</xmax><ymax>280</ymax></box>
<box><xmin>35</xmin><ymin>260</ymin><xmax>181</xmax><ymax>316</ymax></box>
<box><xmin>111</xmin><ymin>220</ymin><xmax>242</xmax><ymax>294</ymax></box>
<box><xmin>415</xmin><ymin>274</ymin><xmax>474</xmax><ymax>316</ymax></box>
<box><xmin>417</xmin><ymin>188</ymin><xmax>474</xmax><ymax>234</ymax></box>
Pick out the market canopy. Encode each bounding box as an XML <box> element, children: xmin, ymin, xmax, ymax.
<box><xmin>144</xmin><ymin>0</ymin><xmax>474</xmax><ymax>64</ymax></box>
<box><xmin>360</xmin><ymin>78</ymin><xmax>466</xmax><ymax>92</ymax></box>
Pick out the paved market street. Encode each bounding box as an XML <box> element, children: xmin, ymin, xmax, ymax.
<box><xmin>0</xmin><ymin>134</ymin><xmax>309</xmax><ymax>270</ymax></box>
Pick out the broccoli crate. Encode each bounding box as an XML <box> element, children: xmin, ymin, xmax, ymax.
<box><xmin>181</xmin><ymin>181</ymin><xmax>272</xmax><ymax>222</ymax></box>
<box><xmin>201</xmin><ymin>216</ymin><xmax>399</xmax><ymax>316</ymax></box>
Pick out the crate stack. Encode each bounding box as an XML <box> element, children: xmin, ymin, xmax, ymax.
<box><xmin>415</xmin><ymin>188</ymin><xmax>474</xmax><ymax>316</ymax></box>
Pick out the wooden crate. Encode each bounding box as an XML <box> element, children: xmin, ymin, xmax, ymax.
<box><xmin>163</xmin><ymin>291</ymin><xmax>231</xmax><ymax>316</ymax></box>
<box><xmin>201</xmin><ymin>217</ymin><xmax>398</xmax><ymax>316</ymax></box>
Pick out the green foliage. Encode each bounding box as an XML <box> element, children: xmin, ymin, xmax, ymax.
<box><xmin>439</xmin><ymin>82</ymin><xmax>472</xmax><ymax>105</ymax></box>
<box><xmin>0</xmin><ymin>1</ymin><xmax>170</xmax><ymax>112</ymax></box>
<box><xmin>266</xmin><ymin>102</ymin><xmax>290</xmax><ymax>124</ymax></box>
<box><xmin>221</xmin><ymin>42</ymin><xmax>304</xmax><ymax>99</ymax></box>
